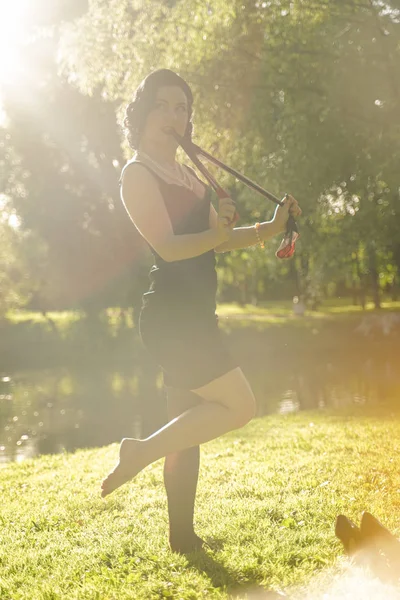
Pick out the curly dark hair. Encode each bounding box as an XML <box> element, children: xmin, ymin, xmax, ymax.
<box><xmin>123</xmin><ymin>69</ymin><xmax>194</xmax><ymax>150</ymax></box>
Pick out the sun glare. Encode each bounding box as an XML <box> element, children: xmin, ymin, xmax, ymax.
<box><xmin>0</xmin><ymin>1</ymin><xmax>29</xmax><ymax>87</ymax></box>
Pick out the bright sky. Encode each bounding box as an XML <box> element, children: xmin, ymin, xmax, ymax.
<box><xmin>0</xmin><ymin>1</ymin><xmax>29</xmax><ymax>225</ymax></box>
<box><xmin>0</xmin><ymin>2</ymin><xmax>30</xmax><ymax>85</ymax></box>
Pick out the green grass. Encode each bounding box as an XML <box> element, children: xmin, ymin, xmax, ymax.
<box><xmin>215</xmin><ymin>299</ymin><xmax>400</xmax><ymax>330</ymax></box>
<box><xmin>5</xmin><ymin>310</ymin><xmax>83</xmax><ymax>326</ymax></box>
<box><xmin>5</xmin><ymin>298</ymin><xmax>400</xmax><ymax>334</ymax></box>
<box><xmin>217</xmin><ymin>299</ymin><xmax>400</xmax><ymax>319</ymax></box>
<box><xmin>2</xmin><ymin>411</ymin><xmax>400</xmax><ymax>599</ymax></box>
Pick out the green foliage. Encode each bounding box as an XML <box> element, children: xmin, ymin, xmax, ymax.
<box><xmin>1</xmin><ymin>11</ymin><xmax>147</xmax><ymax>313</ymax></box>
<box><xmin>0</xmin><ymin>219</ymin><xmax>30</xmax><ymax>318</ymax></box>
<box><xmin>1</xmin><ymin>0</ymin><xmax>400</xmax><ymax>312</ymax></box>
<box><xmin>57</xmin><ymin>0</ymin><xmax>400</xmax><ymax>307</ymax></box>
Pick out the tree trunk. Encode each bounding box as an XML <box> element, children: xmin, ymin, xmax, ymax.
<box><xmin>392</xmin><ymin>274</ymin><xmax>399</xmax><ymax>301</ymax></box>
<box><xmin>291</xmin><ymin>257</ymin><xmax>303</xmax><ymax>298</ymax></box>
<box><xmin>367</xmin><ymin>244</ymin><xmax>381</xmax><ymax>309</ymax></box>
<box><xmin>354</xmin><ymin>251</ymin><xmax>366</xmax><ymax>310</ymax></box>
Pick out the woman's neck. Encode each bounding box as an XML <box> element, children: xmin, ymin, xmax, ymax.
<box><xmin>137</xmin><ymin>140</ymin><xmax>177</xmax><ymax>167</ymax></box>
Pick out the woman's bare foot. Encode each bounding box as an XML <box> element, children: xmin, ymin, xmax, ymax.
<box><xmin>101</xmin><ymin>438</ymin><xmax>145</xmax><ymax>498</ymax></box>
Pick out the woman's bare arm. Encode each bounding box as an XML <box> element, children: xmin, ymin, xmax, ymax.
<box><xmin>209</xmin><ymin>204</ymin><xmax>280</xmax><ymax>253</ymax></box>
<box><xmin>120</xmin><ymin>164</ymin><xmax>228</xmax><ymax>262</ymax></box>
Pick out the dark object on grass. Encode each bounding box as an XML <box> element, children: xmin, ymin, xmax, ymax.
<box><xmin>335</xmin><ymin>511</ymin><xmax>400</xmax><ymax>575</ymax></box>
<box><xmin>335</xmin><ymin>514</ymin><xmax>364</xmax><ymax>555</ymax></box>
<box><xmin>360</xmin><ymin>511</ymin><xmax>400</xmax><ymax>547</ymax></box>
<box><xmin>360</xmin><ymin>511</ymin><xmax>400</xmax><ymax>574</ymax></box>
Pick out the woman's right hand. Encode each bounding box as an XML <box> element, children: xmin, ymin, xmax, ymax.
<box><xmin>216</xmin><ymin>196</ymin><xmax>238</xmax><ymax>242</ymax></box>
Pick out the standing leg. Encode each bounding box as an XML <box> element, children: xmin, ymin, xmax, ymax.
<box><xmin>163</xmin><ymin>387</ymin><xmax>205</xmax><ymax>553</ymax></box>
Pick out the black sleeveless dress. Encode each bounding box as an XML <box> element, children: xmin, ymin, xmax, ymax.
<box><xmin>120</xmin><ymin>160</ymin><xmax>238</xmax><ymax>390</ymax></box>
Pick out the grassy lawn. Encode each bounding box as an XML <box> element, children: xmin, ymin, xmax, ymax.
<box><xmin>5</xmin><ymin>298</ymin><xmax>400</xmax><ymax>331</ymax></box>
<box><xmin>2</xmin><ymin>411</ymin><xmax>400</xmax><ymax>599</ymax></box>
<box><xmin>217</xmin><ymin>299</ymin><xmax>400</xmax><ymax>323</ymax></box>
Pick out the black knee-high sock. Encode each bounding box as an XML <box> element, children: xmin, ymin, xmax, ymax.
<box><xmin>163</xmin><ymin>445</ymin><xmax>203</xmax><ymax>552</ymax></box>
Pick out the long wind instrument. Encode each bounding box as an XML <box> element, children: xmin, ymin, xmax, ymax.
<box><xmin>169</xmin><ymin>130</ymin><xmax>299</xmax><ymax>259</ymax></box>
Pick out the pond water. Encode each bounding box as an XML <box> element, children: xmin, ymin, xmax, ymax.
<box><xmin>1</xmin><ymin>348</ymin><xmax>399</xmax><ymax>464</ymax></box>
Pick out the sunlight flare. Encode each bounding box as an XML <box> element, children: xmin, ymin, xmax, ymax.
<box><xmin>0</xmin><ymin>1</ymin><xmax>30</xmax><ymax>87</ymax></box>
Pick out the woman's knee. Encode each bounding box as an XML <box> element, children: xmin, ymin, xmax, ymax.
<box><xmin>192</xmin><ymin>367</ymin><xmax>257</xmax><ymax>427</ymax></box>
<box><xmin>165</xmin><ymin>387</ymin><xmax>201</xmax><ymax>420</ymax></box>
<box><xmin>231</xmin><ymin>393</ymin><xmax>257</xmax><ymax>428</ymax></box>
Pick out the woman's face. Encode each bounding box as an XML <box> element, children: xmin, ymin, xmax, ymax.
<box><xmin>141</xmin><ymin>85</ymin><xmax>190</xmax><ymax>146</ymax></box>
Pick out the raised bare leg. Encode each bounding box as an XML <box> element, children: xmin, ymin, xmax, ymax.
<box><xmin>101</xmin><ymin>367</ymin><xmax>256</xmax><ymax>497</ymax></box>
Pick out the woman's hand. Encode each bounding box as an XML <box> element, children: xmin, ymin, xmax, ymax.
<box><xmin>216</xmin><ymin>195</ymin><xmax>238</xmax><ymax>242</ymax></box>
<box><xmin>272</xmin><ymin>194</ymin><xmax>302</xmax><ymax>234</ymax></box>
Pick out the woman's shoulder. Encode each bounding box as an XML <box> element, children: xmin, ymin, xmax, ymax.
<box><xmin>119</xmin><ymin>159</ymin><xmax>161</xmax><ymax>187</ymax></box>
<box><xmin>120</xmin><ymin>158</ymin><xmax>208</xmax><ymax>200</ymax></box>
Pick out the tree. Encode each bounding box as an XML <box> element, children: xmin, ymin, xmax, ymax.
<box><xmin>3</xmin><ymin>0</ymin><xmax>399</xmax><ymax>310</ymax></box>
<box><xmin>1</xmin><ymin>4</ymin><xmax>149</xmax><ymax>313</ymax></box>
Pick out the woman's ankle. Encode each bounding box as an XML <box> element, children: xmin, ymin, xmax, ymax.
<box><xmin>169</xmin><ymin>531</ymin><xmax>205</xmax><ymax>553</ymax></box>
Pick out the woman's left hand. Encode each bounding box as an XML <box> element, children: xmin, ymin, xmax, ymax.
<box><xmin>272</xmin><ymin>195</ymin><xmax>302</xmax><ymax>233</ymax></box>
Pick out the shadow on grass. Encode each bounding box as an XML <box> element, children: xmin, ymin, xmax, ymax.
<box><xmin>184</xmin><ymin>541</ymin><xmax>286</xmax><ymax>599</ymax></box>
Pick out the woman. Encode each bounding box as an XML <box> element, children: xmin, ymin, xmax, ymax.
<box><xmin>101</xmin><ymin>69</ymin><xmax>302</xmax><ymax>553</ymax></box>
